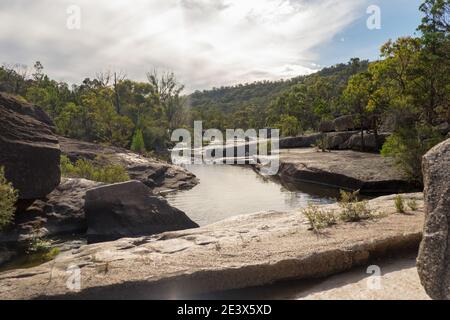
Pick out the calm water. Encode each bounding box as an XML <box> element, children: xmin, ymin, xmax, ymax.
<box><xmin>165</xmin><ymin>165</ymin><xmax>337</xmax><ymax>226</ymax></box>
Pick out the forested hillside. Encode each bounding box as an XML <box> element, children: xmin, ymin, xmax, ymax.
<box><xmin>0</xmin><ymin>0</ymin><xmax>447</xmax><ymax>181</ymax></box>
<box><xmin>188</xmin><ymin>59</ymin><xmax>369</xmax><ymax>131</ymax></box>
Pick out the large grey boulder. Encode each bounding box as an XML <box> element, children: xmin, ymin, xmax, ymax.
<box><xmin>325</xmin><ymin>131</ymin><xmax>357</xmax><ymax>149</ymax></box>
<box><xmin>417</xmin><ymin>138</ymin><xmax>450</xmax><ymax>300</ymax></box>
<box><xmin>85</xmin><ymin>180</ymin><xmax>199</xmax><ymax>243</ymax></box>
<box><xmin>0</xmin><ymin>93</ymin><xmax>61</xmax><ymax>199</ymax></box>
<box><xmin>0</xmin><ymin>178</ymin><xmax>101</xmax><ymax>244</ymax></box>
<box><xmin>341</xmin><ymin>132</ymin><xmax>389</xmax><ymax>152</ymax></box>
<box><xmin>333</xmin><ymin>115</ymin><xmax>355</xmax><ymax>132</ymax></box>
<box><xmin>279</xmin><ymin>133</ymin><xmax>322</xmax><ymax>149</ymax></box>
<box><xmin>319</xmin><ymin>120</ymin><xmax>334</xmax><ymax>133</ymax></box>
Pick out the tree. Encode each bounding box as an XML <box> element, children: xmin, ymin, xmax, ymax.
<box><xmin>343</xmin><ymin>72</ymin><xmax>372</xmax><ymax>151</ymax></box>
<box><xmin>130</xmin><ymin>128</ymin><xmax>146</xmax><ymax>154</ymax></box>
<box><xmin>147</xmin><ymin>70</ymin><xmax>185</xmax><ymax>132</ymax></box>
<box><xmin>32</xmin><ymin>61</ymin><xmax>45</xmax><ymax>83</ymax></box>
<box><xmin>381</xmin><ymin>124</ymin><xmax>443</xmax><ymax>183</ymax></box>
<box><xmin>416</xmin><ymin>0</ymin><xmax>449</xmax><ymax>124</ymax></box>
<box><xmin>275</xmin><ymin>115</ymin><xmax>301</xmax><ymax>137</ymax></box>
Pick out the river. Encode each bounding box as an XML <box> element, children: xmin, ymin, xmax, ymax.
<box><xmin>165</xmin><ymin>164</ymin><xmax>338</xmax><ymax>226</ymax></box>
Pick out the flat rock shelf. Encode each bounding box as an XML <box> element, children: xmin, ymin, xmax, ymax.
<box><xmin>0</xmin><ymin>193</ymin><xmax>424</xmax><ymax>300</ymax></box>
<box><xmin>268</xmin><ymin>148</ymin><xmax>420</xmax><ymax>195</ymax></box>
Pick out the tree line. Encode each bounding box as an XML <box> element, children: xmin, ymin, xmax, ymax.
<box><xmin>0</xmin><ymin>0</ymin><xmax>448</xmax><ymax>182</ymax></box>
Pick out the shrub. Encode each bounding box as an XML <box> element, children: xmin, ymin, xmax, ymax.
<box><xmin>0</xmin><ymin>167</ymin><xmax>18</xmax><ymax>230</ymax></box>
<box><xmin>407</xmin><ymin>198</ymin><xmax>418</xmax><ymax>211</ymax></box>
<box><xmin>130</xmin><ymin>129</ymin><xmax>146</xmax><ymax>154</ymax></box>
<box><xmin>381</xmin><ymin>125</ymin><xmax>443</xmax><ymax>184</ymax></box>
<box><xmin>60</xmin><ymin>155</ymin><xmax>130</xmax><ymax>183</ymax></box>
<box><xmin>27</xmin><ymin>237</ymin><xmax>53</xmax><ymax>254</ymax></box>
<box><xmin>339</xmin><ymin>190</ymin><xmax>373</xmax><ymax>222</ymax></box>
<box><xmin>395</xmin><ymin>195</ymin><xmax>405</xmax><ymax>213</ymax></box>
<box><xmin>303</xmin><ymin>205</ymin><xmax>337</xmax><ymax>232</ymax></box>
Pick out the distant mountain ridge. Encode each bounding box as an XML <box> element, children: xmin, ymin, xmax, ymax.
<box><xmin>188</xmin><ymin>59</ymin><xmax>370</xmax><ymax>113</ymax></box>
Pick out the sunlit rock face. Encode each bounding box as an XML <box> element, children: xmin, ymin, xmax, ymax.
<box><xmin>417</xmin><ymin>139</ymin><xmax>450</xmax><ymax>300</ymax></box>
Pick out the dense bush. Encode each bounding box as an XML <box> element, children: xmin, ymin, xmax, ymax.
<box><xmin>0</xmin><ymin>167</ymin><xmax>18</xmax><ymax>230</ymax></box>
<box><xmin>381</xmin><ymin>125</ymin><xmax>443</xmax><ymax>183</ymax></box>
<box><xmin>61</xmin><ymin>155</ymin><xmax>130</xmax><ymax>183</ymax></box>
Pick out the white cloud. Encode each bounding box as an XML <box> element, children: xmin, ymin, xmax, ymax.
<box><xmin>0</xmin><ymin>0</ymin><xmax>366</xmax><ymax>91</ymax></box>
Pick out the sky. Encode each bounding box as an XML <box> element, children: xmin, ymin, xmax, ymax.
<box><xmin>0</xmin><ymin>0</ymin><xmax>423</xmax><ymax>92</ymax></box>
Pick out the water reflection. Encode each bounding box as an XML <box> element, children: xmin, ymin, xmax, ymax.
<box><xmin>165</xmin><ymin>165</ymin><xmax>337</xmax><ymax>226</ymax></box>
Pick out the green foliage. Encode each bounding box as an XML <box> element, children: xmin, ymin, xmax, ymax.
<box><xmin>381</xmin><ymin>125</ymin><xmax>443</xmax><ymax>183</ymax></box>
<box><xmin>338</xmin><ymin>190</ymin><xmax>373</xmax><ymax>222</ymax></box>
<box><xmin>60</xmin><ymin>155</ymin><xmax>130</xmax><ymax>183</ymax></box>
<box><xmin>394</xmin><ymin>195</ymin><xmax>405</xmax><ymax>213</ymax></box>
<box><xmin>0</xmin><ymin>167</ymin><xmax>18</xmax><ymax>230</ymax></box>
<box><xmin>407</xmin><ymin>198</ymin><xmax>419</xmax><ymax>211</ymax></box>
<box><xmin>274</xmin><ymin>115</ymin><xmax>301</xmax><ymax>137</ymax></box>
<box><xmin>266</xmin><ymin>59</ymin><xmax>369</xmax><ymax>132</ymax></box>
<box><xmin>27</xmin><ymin>237</ymin><xmax>53</xmax><ymax>254</ymax></box>
<box><xmin>130</xmin><ymin>129</ymin><xmax>146</xmax><ymax>153</ymax></box>
<box><xmin>303</xmin><ymin>205</ymin><xmax>337</xmax><ymax>233</ymax></box>
<box><xmin>0</xmin><ymin>0</ymin><xmax>447</xmax><ymax>166</ymax></box>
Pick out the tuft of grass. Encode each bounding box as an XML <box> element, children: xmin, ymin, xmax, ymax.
<box><xmin>61</xmin><ymin>155</ymin><xmax>130</xmax><ymax>183</ymax></box>
<box><xmin>313</xmin><ymin>135</ymin><xmax>330</xmax><ymax>152</ymax></box>
<box><xmin>407</xmin><ymin>198</ymin><xmax>418</xmax><ymax>211</ymax></box>
<box><xmin>303</xmin><ymin>204</ymin><xmax>337</xmax><ymax>232</ymax></box>
<box><xmin>338</xmin><ymin>190</ymin><xmax>373</xmax><ymax>222</ymax></box>
<box><xmin>395</xmin><ymin>195</ymin><xmax>405</xmax><ymax>213</ymax></box>
<box><xmin>0</xmin><ymin>167</ymin><xmax>18</xmax><ymax>230</ymax></box>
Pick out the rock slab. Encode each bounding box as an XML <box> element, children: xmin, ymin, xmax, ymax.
<box><xmin>0</xmin><ymin>194</ymin><xmax>424</xmax><ymax>299</ymax></box>
<box><xmin>0</xmin><ymin>93</ymin><xmax>61</xmax><ymax>199</ymax></box>
<box><xmin>273</xmin><ymin>148</ymin><xmax>417</xmax><ymax>195</ymax></box>
<box><xmin>85</xmin><ymin>180</ymin><xmax>199</xmax><ymax>243</ymax></box>
<box><xmin>417</xmin><ymin>138</ymin><xmax>450</xmax><ymax>300</ymax></box>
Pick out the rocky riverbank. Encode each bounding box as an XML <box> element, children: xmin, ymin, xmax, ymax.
<box><xmin>256</xmin><ymin>148</ymin><xmax>419</xmax><ymax>195</ymax></box>
<box><xmin>0</xmin><ymin>193</ymin><xmax>424</xmax><ymax>299</ymax></box>
<box><xmin>0</xmin><ymin>93</ymin><xmax>199</xmax><ymax>266</ymax></box>
<box><xmin>59</xmin><ymin>136</ymin><xmax>198</xmax><ymax>194</ymax></box>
